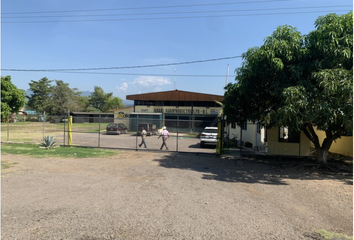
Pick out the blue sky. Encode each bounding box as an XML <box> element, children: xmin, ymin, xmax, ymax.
<box><xmin>1</xmin><ymin>0</ymin><xmax>352</xmax><ymax>103</ymax></box>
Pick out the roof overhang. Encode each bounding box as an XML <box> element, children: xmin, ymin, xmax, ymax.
<box><xmin>126</xmin><ymin>90</ymin><xmax>223</xmax><ymax>102</ymax></box>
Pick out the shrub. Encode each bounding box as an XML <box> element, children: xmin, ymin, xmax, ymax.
<box><xmin>40</xmin><ymin>136</ymin><xmax>57</xmax><ymax>149</ymax></box>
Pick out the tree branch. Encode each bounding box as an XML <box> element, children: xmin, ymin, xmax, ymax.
<box><xmin>330</xmin><ymin>130</ymin><xmax>343</xmax><ymax>141</ymax></box>
<box><xmin>302</xmin><ymin>125</ymin><xmax>314</xmax><ymax>143</ymax></box>
<box><xmin>308</xmin><ymin>124</ymin><xmax>320</xmax><ymax>149</ymax></box>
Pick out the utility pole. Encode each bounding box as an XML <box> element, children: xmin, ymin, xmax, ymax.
<box><xmin>226</xmin><ymin>64</ymin><xmax>229</xmax><ymax>87</ymax></box>
<box><xmin>174</xmin><ymin>69</ymin><xmax>176</xmax><ymax>90</ymax></box>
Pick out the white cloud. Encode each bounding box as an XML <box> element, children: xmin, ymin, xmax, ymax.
<box><xmin>154</xmin><ymin>87</ymin><xmax>162</xmax><ymax>92</ymax></box>
<box><xmin>116</xmin><ymin>82</ymin><xmax>128</xmax><ymax>93</ymax></box>
<box><xmin>132</xmin><ymin>76</ymin><xmax>171</xmax><ymax>89</ymax></box>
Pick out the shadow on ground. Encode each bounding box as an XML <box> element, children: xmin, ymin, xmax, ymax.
<box><xmin>154</xmin><ymin>152</ymin><xmax>353</xmax><ymax>185</ymax></box>
<box><xmin>188</xmin><ymin>143</ymin><xmax>216</xmax><ymax>149</ymax></box>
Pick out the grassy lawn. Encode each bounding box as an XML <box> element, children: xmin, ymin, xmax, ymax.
<box><xmin>1</xmin><ymin>122</ymin><xmax>63</xmax><ymax>143</ymax></box>
<box><xmin>71</xmin><ymin>122</ymin><xmax>103</xmax><ymax>132</ymax></box>
<box><xmin>1</xmin><ymin>161</ymin><xmax>17</xmax><ymax>173</ymax></box>
<box><xmin>1</xmin><ymin>122</ymin><xmax>107</xmax><ymax>143</ymax></box>
<box><xmin>1</xmin><ymin>143</ymin><xmax>118</xmax><ymax>158</ymax></box>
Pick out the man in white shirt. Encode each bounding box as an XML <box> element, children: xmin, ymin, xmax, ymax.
<box><xmin>139</xmin><ymin>128</ymin><xmax>147</xmax><ymax>148</ymax></box>
<box><xmin>158</xmin><ymin>126</ymin><xmax>170</xmax><ymax>150</ymax></box>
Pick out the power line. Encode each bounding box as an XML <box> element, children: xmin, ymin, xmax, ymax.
<box><xmin>3</xmin><ymin>9</ymin><xmax>351</xmax><ymax>23</ymax></box>
<box><xmin>2</xmin><ymin>5</ymin><xmax>350</xmax><ymax>19</ymax></box>
<box><xmin>1</xmin><ymin>56</ymin><xmax>242</xmax><ymax>72</ymax></box>
<box><xmin>1</xmin><ymin>0</ymin><xmax>304</xmax><ymax>15</ymax></box>
<box><xmin>10</xmin><ymin>71</ymin><xmax>237</xmax><ymax>78</ymax></box>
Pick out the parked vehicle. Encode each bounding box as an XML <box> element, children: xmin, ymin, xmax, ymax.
<box><xmin>117</xmin><ymin>123</ymin><xmax>128</xmax><ymax>134</ymax></box>
<box><xmin>137</xmin><ymin>123</ymin><xmax>157</xmax><ymax>136</ymax></box>
<box><xmin>106</xmin><ymin>123</ymin><xmax>128</xmax><ymax>135</ymax></box>
<box><xmin>200</xmin><ymin>127</ymin><xmax>218</xmax><ymax>147</ymax></box>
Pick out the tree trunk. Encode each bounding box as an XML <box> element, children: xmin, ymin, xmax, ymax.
<box><xmin>316</xmin><ymin>147</ymin><xmax>329</xmax><ymax>164</ymax></box>
<box><xmin>302</xmin><ymin>125</ymin><xmax>335</xmax><ymax>165</ymax></box>
<box><xmin>315</xmin><ymin>137</ymin><xmax>333</xmax><ymax>165</ymax></box>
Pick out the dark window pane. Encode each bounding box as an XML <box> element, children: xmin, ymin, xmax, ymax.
<box><xmin>279</xmin><ymin>126</ymin><xmax>300</xmax><ymax>143</ymax></box>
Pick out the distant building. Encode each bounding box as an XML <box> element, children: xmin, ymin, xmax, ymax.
<box><xmin>71</xmin><ymin>112</ymin><xmax>113</xmax><ymax>123</ymax></box>
<box><xmin>112</xmin><ymin>90</ymin><xmax>223</xmax><ymax>132</ymax></box>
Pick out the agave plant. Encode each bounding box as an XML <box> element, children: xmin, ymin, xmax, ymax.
<box><xmin>40</xmin><ymin>136</ymin><xmax>57</xmax><ymax>149</ymax></box>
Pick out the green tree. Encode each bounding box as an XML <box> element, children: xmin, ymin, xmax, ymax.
<box><xmin>76</xmin><ymin>96</ymin><xmax>90</xmax><ymax>112</ymax></box>
<box><xmin>50</xmin><ymin>80</ymin><xmax>82</xmax><ymax>115</ymax></box>
<box><xmin>1</xmin><ymin>76</ymin><xmax>26</xmax><ymax>121</ymax></box>
<box><xmin>27</xmin><ymin>77</ymin><xmax>53</xmax><ymax>114</ymax></box>
<box><xmin>88</xmin><ymin>86</ymin><xmax>124</xmax><ymax>112</ymax></box>
<box><xmin>224</xmin><ymin>12</ymin><xmax>353</xmax><ymax>164</ymax></box>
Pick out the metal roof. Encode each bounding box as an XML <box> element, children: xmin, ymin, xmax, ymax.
<box><xmin>126</xmin><ymin>90</ymin><xmax>224</xmax><ymax>102</ymax></box>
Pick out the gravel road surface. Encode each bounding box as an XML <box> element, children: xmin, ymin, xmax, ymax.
<box><xmin>1</xmin><ymin>151</ymin><xmax>352</xmax><ymax>240</ymax></box>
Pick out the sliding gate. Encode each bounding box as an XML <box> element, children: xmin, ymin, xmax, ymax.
<box><xmin>63</xmin><ymin>115</ymin><xmax>220</xmax><ymax>154</ymax></box>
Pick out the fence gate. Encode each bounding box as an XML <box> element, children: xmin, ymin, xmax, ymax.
<box><xmin>63</xmin><ymin>115</ymin><xmax>222</xmax><ymax>154</ymax></box>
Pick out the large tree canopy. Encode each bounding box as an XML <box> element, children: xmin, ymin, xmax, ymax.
<box><xmin>1</xmin><ymin>76</ymin><xmax>26</xmax><ymax>121</ymax></box>
<box><xmin>224</xmin><ymin>12</ymin><xmax>353</xmax><ymax>164</ymax></box>
<box><xmin>27</xmin><ymin>78</ymin><xmax>84</xmax><ymax>115</ymax></box>
<box><xmin>26</xmin><ymin>79</ymin><xmax>125</xmax><ymax>114</ymax></box>
<box><xmin>88</xmin><ymin>86</ymin><xmax>124</xmax><ymax>112</ymax></box>
<box><xmin>27</xmin><ymin>77</ymin><xmax>53</xmax><ymax>114</ymax></box>
<box><xmin>50</xmin><ymin>80</ymin><xmax>82</xmax><ymax>115</ymax></box>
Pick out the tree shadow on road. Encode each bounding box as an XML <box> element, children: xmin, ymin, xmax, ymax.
<box><xmin>154</xmin><ymin>153</ymin><xmax>353</xmax><ymax>185</ymax></box>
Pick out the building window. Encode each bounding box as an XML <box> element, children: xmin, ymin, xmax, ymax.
<box><xmin>231</xmin><ymin>122</ymin><xmax>236</xmax><ymax>129</ymax></box>
<box><xmin>279</xmin><ymin>126</ymin><xmax>300</xmax><ymax>143</ymax></box>
<box><xmin>170</xmin><ymin>101</ymin><xmax>178</xmax><ymax>106</ymax></box>
<box><xmin>257</xmin><ymin>122</ymin><xmax>261</xmax><ymax>134</ymax></box>
<box><xmin>241</xmin><ymin>122</ymin><xmax>247</xmax><ymax>130</ymax></box>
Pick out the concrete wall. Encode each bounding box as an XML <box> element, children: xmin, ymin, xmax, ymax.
<box><xmin>312</xmin><ymin>129</ymin><xmax>353</xmax><ymax>157</ymax></box>
<box><xmin>267</xmin><ymin>127</ymin><xmax>311</xmax><ymax>156</ymax></box>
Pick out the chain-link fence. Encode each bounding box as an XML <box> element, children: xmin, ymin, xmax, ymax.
<box><xmin>1</xmin><ymin>115</ymin><xmax>65</xmax><ymax>144</ymax></box>
<box><xmin>64</xmin><ymin>116</ymin><xmax>219</xmax><ymax>154</ymax></box>
<box><xmin>2</xmin><ymin>115</ymin><xmax>223</xmax><ymax>154</ymax></box>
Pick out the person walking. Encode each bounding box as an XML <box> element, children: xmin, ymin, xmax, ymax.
<box><xmin>139</xmin><ymin>128</ymin><xmax>147</xmax><ymax>148</ymax></box>
<box><xmin>158</xmin><ymin>126</ymin><xmax>170</xmax><ymax>150</ymax></box>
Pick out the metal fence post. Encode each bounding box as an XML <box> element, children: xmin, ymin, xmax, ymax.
<box><xmin>240</xmin><ymin>126</ymin><xmax>243</xmax><ymax>156</ymax></box>
<box><xmin>98</xmin><ymin>114</ymin><xmax>101</xmax><ymax>148</ymax></box>
<box><xmin>7</xmin><ymin>115</ymin><xmax>9</xmax><ymax>141</ymax></box>
<box><xmin>63</xmin><ymin>115</ymin><xmax>66</xmax><ymax>146</ymax></box>
<box><xmin>221</xmin><ymin>118</ymin><xmax>224</xmax><ymax>156</ymax></box>
<box><xmin>176</xmin><ymin>117</ymin><xmax>179</xmax><ymax>152</ymax></box>
<box><xmin>135</xmin><ymin>118</ymin><xmax>138</xmax><ymax>151</ymax></box>
<box><xmin>43</xmin><ymin>117</ymin><xmax>45</xmax><ymax>139</ymax></box>
<box><xmin>216</xmin><ymin>118</ymin><xmax>221</xmax><ymax>156</ymax></box>
<box><xmin>68</xmin><ymin>116</ymin><xmax>72</xmax><ymax>147</ymax></box>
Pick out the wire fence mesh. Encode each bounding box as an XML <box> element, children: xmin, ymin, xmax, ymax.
<box><xmin>1</xmin><ymin>115</ymin><xmax>65</xmax><ymax>144</ymax></box>
<box><xmin>2</xmin><ymin>115</ymin><xmax>221</xmax><ymax>154</ymax></box>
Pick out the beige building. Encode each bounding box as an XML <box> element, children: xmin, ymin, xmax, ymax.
<box><xmin>237</xmin><ymin>125</ymin><xmax>352</xmax><ymax>157</ymax></box>
<box><xmin>266</xmin><ymin>127</ymin><xmax>311</xmax><ymax>156</ymax></box>
<box><xmin>312</xmin><ymin>128</ymin><xmax>353</xmax><ymax>157</ymax></box>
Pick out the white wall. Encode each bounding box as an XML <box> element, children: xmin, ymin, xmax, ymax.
<box><xmin>226</xmin><ymin>122</ymin><xmax>266</xmax><ymax>148</ymax></box>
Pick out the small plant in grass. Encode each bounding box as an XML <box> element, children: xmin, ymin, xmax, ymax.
<box><xmin>40</xmin><ymin>136</ymin><xmax>57</xmax><ymax>149</ymax></box>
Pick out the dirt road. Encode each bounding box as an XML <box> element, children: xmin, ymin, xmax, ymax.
<box><xmin>1</xmin><ymin>151</ymin><xmax>352</xmax><ymax>239</ymax></box>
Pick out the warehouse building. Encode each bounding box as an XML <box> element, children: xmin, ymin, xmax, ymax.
<box><xmin>113</xmin><ymin>90</ymin><xmax>224</xmax><ymax>132</ymax></box>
